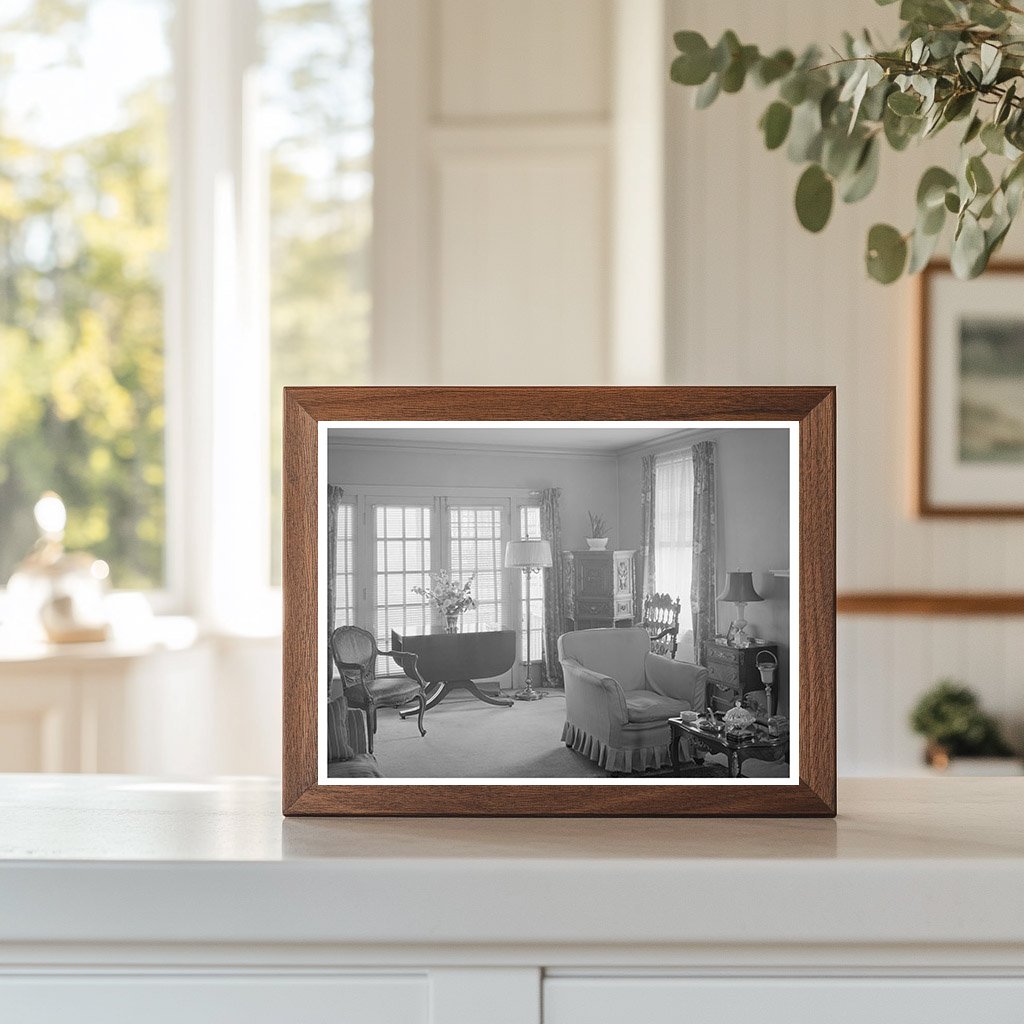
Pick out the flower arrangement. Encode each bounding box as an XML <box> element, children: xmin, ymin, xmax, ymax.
<box><xmin>412</xmin><ymin>570</ymin><xmax>476</xmax><ymax>632</ymax></box>
<box><xmin>587</xmin><ymin>511</ymin><xmax>608</xmax><ymax>538</ymax></box>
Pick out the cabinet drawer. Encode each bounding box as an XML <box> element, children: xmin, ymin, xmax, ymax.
<box><xmin>707</xmin><ymin>661</ymin><xmax>740</xmax><ymax>687</ymax></box>
<box><xmin>545</xmin><ymin>977</ymin><xmax>1024</xmax><ymax>1024</ymax></box>
<box><xmin>578</xmin><ymin>598</ymin><xmax>612</xmax><ymax>618</ymax></box>
<box><xmin>707</xmin><ymin>645</ymin><xmax>739</xmax><ymax>664</ymax></box>
<box><xmin>0</xmin><ymin>974</ymin><xmax>428</xmax><ymax>1024</ymax></box>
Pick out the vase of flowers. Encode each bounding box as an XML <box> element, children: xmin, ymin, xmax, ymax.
<box><xmin>412</xmin><ymin>570</ymin><xmax>476</xmax><ymax>634</ymax></box>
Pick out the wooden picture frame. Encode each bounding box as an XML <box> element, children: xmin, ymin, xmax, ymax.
<box><xmin>917</xmin><ymin>260</ymin><xmax>1024</xmax><ymax>517</ymax></box>
<box><xmin>283</xmin><ymin>387</ymin><xmax>836</xmax><ymax>817</ymax></box>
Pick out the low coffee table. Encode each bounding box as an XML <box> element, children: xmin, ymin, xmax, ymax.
<box><xmin>668</xmin><ymin>716</ymin><xmax>789</xmax><ymax>779</ymax></box>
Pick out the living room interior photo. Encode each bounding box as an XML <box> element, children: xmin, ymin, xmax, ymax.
<box><xmin>324</xmin><ymin>424</ymin><xmax>792</xmax><ymax>780</ymax></box>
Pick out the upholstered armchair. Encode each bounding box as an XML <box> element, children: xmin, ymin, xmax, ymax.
<box><xmin>558</xmin><ymin>627</ymin><xmax>707</xmax><ymax>773</ymax></box>
<box><xmin>331</xmin><ymin>625</ymin><xmax>427</xmax><ymax>754</ymax></box>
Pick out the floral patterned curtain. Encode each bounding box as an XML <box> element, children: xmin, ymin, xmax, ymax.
<box><xmin>690</xmin><ymin>442</ymin><xmax>717</xmax><ymax>667</ymax></box>
<box><xmin>326</xmin><ymin>484</ymin><xmax>344</xmax><ymax>695</ymax></box>
<box><xmin>538</xmin><ymin>487</ymin><xmax>564</xmax><ymax>684</ymax></box>
<box><xmin>639</xmin><ymin>454</ymin><xmax>656</xmax><ymax>618</ymax></box>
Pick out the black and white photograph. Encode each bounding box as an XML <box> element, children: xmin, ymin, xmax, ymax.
<box><xmin>319</xmin><ymin>422</ymin><xmax>797</xmax><ymax>784</ymax></box>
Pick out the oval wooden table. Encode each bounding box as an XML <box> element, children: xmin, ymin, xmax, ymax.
<box><xmin>391</xmin><ymin>629</ymin><xmax>516</xmax><ymax>711</ymax></box>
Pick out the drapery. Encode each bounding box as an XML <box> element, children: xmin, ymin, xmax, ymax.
<box><xmin>639</xmin><ymin>455</ymin><xmax>656</xmax><ymax>618</ymax></box>
<box><xmin>690</xmin><ymin>441</ymin><xmax>717</xmax><ymax>667</ymax></box>
<box><xmin>538</xmin><ymin>487</ymin><xmax>564</xmax><ymax>684</ymax></box>
<box><xmin>326</xmin><ymin>484</ymin><xmax>344</xmax><ymax>696</ymax></box>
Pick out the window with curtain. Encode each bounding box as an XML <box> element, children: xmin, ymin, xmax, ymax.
<box><xmin>654</xmin><ymin>449</ymin><xmax>695</xmax><ymax>656</ymax></box>
<box><xmin>518</xmin><ymin>504</ymin><xmax>544</xmax><ymax>664</ymax></box>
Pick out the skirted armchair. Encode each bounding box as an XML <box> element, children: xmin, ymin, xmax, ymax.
<box><xmin>558</xmin><ymin>627</ymin><xmax>708</xmax><ymax>773</ymax></box>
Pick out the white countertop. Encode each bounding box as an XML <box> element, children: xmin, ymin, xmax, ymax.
<box><xmin>1</xmin><ymin>775</ymin><xmax>1022</xmax><ymax>957</ymax></box>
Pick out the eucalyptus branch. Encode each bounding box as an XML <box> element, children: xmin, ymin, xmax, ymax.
<box><xmin>670</xmin><ymin>0</ymin><xmax>1024</xmax><ymax>283</ymax></box>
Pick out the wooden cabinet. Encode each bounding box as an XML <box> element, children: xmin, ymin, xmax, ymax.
<box><xmin>705</xmin><ymin>639</ymin><xmax>778</xmax><ymax>714</ymax></box>
<box><xmin>563</xmin><ymin>550</ymin><xmax>635</xmax><ymax>631</ymax></box>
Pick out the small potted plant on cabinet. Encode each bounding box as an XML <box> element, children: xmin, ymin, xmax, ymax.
<box><xmin>910</xmin><ymin>680</ymin><xmax>1019</xmax><ymax>775</ymax></box>
<box><xmin>586</xmin><ymin>512</ymin><xmax>609</xmax><ymax>551</ymax></box>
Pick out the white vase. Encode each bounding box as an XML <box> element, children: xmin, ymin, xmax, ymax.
<box><xmin>586</xmin><ymin>538</ymin><xmax>608</xmax><ymax>551</ymax></box>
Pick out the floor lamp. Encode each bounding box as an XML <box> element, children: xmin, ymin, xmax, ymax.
<box><xmin>504</xmin><ymin>539</ymin><xmax>553</xmax><ymax>702</ymax></box>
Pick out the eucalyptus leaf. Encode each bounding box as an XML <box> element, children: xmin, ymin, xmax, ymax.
<box><xmin>970</xmin><ymin>2</ymin><xmax>1009</xmax><ymax>30</ymax></box>
<box><xmin>967</xmin><ymin>154</ymin><xmax>995</xmax><ymax>195</ymax></box>
<box><xmin>908</xmin><ymin>221</ymin><xmax>942</xmax><ymax>273</ymax></box>
<box><xmin>996</xmin><ymin>82</ymin><xmax>1017</xmax><ymax>124</ymax></box>
<box><xmin>710</xmin><ymin>31</ymin><xmax>740</xmax><ymax>73</ymax></box>
<box><xmin>980</xmin><ymin>41</ymin><xmax>1002</xmax><ymax>86</ymax></box>
<box><xmin>866</xmin><ymin>223</ymin><xmax>908</xmax><ymax>283</ymax></box>
<box><xmin>694</xmin><ymin>73</ymin><xmax>721</xmax><ymax>109</ymax></box>
<box><xmin>787</xmin><ymin>100</ymin><xmax>824</xmax><ymax>162</ymax></box>
<box><xmin>888</xmin><ymin>90</ymin><xmax>921</xmax><ymax>115</ymax></box>
<box><xmin>795</xmin><ymin>164</ymin><xmax>834</xmax><ymax>232</ymax></box>
<box><xmin>962</xmin><ymin>115</ymin><xmax>983</xmax><ymax>145</ymax></box>
<box><xmin>760</xmin><ymin>101</ymin><xmax>793</xmax><ymax>150</ymax></box>
<box><xmin>917</xmin><ymin>166</ymin><xmax>957</xmax><ymax>210</ymax></box>
<box><xmin>951</xmin><ymin>211</ymin><xmax>986</xmax><ymax>278</ymax></box>
<box><xmin>981</xmin><ymin>122</ymin><xmax>1005</xmax><ymax>155</ymax></box>
<box><xmin>754</xmin><ymin>49</ymin><xmax>795</xmax><ymax>87</ymax></box>
<box><xmin>842</xmin><ymin>137</ymin><xmax>881</xmax><ymax>203</ymax></box>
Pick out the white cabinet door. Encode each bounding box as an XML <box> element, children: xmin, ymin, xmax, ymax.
<box><xmin>545</xmin><ymin>977</ymin><xmax>1024</xmax><ymax>1024</ymax></box>
<box><xmin>0</xmin><ymin>974</ymin><xmax>428</xmax><ymax>1024</ymax></box>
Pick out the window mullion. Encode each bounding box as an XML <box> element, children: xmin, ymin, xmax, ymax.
<box><xmin>177</xmin><ymin>0</ymin><xmax>266</xmax><ymax>629</ymax></box>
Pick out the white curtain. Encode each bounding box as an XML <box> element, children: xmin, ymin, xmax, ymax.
<box><xmin>654</xmin><ymin>450</ymin><xmax>694</xmax><ymax>659</ymax></box>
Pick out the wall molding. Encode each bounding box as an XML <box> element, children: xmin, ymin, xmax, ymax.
<box><xmin>837</xmin><ymin>592</ymin><xmax>1024</xmax><ymax>616</ymax></box>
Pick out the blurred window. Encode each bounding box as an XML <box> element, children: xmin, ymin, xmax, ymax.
<box><xmin>262</xmin><ymin>0</ymin><xmax>373</xmax><ymax>582</ymax></box>
<box><xmin>0</xmin><ymin>0</ymin><xmax>172</xmax><ymax>588</ymax></box>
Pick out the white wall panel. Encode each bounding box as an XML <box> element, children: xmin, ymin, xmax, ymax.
<box><xmin>666</xmin><ymin>0</ymin><xmax>1024</xmax><ymax>774</ymax></box>
<box><xmin>436</xmin><ymin>150</ymin><xmax>608</xmax><ymax>384</ymax></box>
<box><xmin>438</xmin><ymin>0</ymin><xmax>610</xmax><ymax>120</ymax></box>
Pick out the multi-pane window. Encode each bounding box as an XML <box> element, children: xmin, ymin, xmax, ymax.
<box><xmin>654</xmin><ymin>450</ymin><xmax>695</xmax><ymax>657</ymax></box>
<box><xmin>334</xmin><ymin>503</ymin><xmax>355</xmax><ymax>629</ymax></box>
<box><xmin>0</xmin><ymin>0</ymin><xmax>172</xmax><ymax>588</ymax></box>
<box><xmin>374</xmin><ymin>505</ymin><xmax>431</xmax><ymax>664</ymax></box>
<box><xmin>448</xmin><ymin>505</ymin><xmax>504</xmax><ymax>633</ymax></box>
<box><xmin>262</xmin><ymin>0</ymin><xmax>373</xmax><ymax>580</ymax></box>
<box><xmin>518</xmin><ymin>505</ymin><xmax>545</xmax><ymax>665</ymax></box>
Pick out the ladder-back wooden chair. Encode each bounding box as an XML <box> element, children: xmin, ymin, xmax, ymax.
<box><xmin>641</xmin><ymin>592</ymin><xmax>682</xmax><ymax>659</ymax></box>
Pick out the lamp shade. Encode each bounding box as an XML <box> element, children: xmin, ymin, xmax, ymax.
<box><xmin>504</xmin><ymin>539</ymin><xmax>552</xmax><ymax>569</ymax></box>
<box><xmin>717</xmin><ymin>570</ymin><xmax>763</xmax><ymax>604</ymax></box>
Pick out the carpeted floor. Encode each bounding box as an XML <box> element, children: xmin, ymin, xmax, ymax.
<box><xmin>368</xmin><ymin>688</ymin><xmax>728</xmax><ymax>779</ymax></box>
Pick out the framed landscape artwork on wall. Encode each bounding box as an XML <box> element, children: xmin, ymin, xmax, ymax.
<box><xmin>918</xmin><ymin>262</ymin><xmax>1024</xmax><ymax>517</ymax></box>
<box><xmin>282</xmin><ymin>387</ymin><xmax>836</xmax><ymax>817</ymax></box>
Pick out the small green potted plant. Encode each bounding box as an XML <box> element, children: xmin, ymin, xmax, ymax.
<box><xmin>910</xmin><ymin>680</ymin><xmax>1016</xmax><ymax>772</ymax></box>
<box><xmin>586</xmin><ymin>512</ymin><xmax>609</xmax><ymax>551</ymax></box>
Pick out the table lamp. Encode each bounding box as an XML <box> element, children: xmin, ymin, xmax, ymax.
<box><xmin>717</xmin><ymin>570</ymin><xmax>763</xmax><ymax>647</ymax></box>
<box><xmin>504</xmin><ymin>539</ymin><xmax>552</xmax><ymax>701</ymax></box>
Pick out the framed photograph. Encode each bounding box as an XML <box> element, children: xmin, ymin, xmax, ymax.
<box><xmin>282</xmin><ymin>387</ymin><xmax>836</xmax><ymax>816</ymax></box>
<box><xmin>917</xmin><ymin>261</ymin><xmax>1024</xmax><ymax>517</ymax></box>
